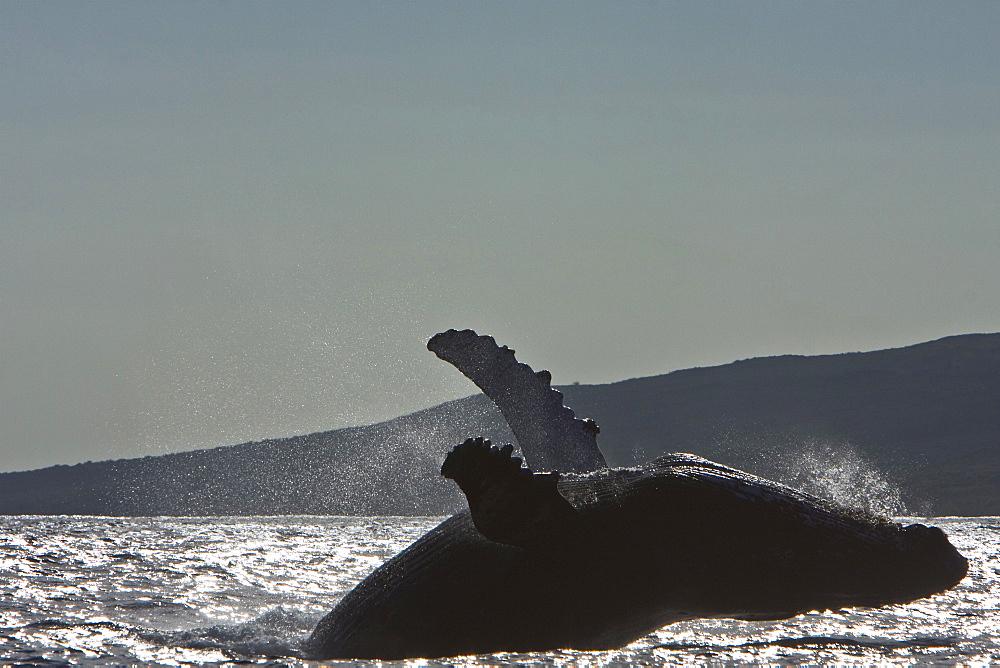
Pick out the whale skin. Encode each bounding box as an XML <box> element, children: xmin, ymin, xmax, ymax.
<box><xmin>305</xmin><ymin>331</ymin><xmax>968</xmax><ymax>659</ymax></box>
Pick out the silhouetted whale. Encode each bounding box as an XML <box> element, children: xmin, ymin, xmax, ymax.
<box><xmin>306</xmin><ymin>330</ymin><xmax>967</xmax><ymax>660</ymax></box>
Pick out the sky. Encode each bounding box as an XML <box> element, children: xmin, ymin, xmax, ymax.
<box><xmin>2</xmin><ymin>1</ymin><xmax>999</xmax><ymax>472</ymax></box>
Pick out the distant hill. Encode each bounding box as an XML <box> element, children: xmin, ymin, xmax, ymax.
<box><xmin>1</xmin><ymin>333</ymin><xmax>997</xmax><ymax>516</ymax></box>
<box><xmin>559</xmin><ymin>333</ymin><xmax>1000</xmax><ymax>516</ymax></box>
<box><xmin>0</xmin><ymin>396</ymin><xmax>511</xmax><ymax>516</ymax></box>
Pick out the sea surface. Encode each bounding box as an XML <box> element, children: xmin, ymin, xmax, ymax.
<box><xmin>1</xmin><ymin>515</ymin><xmax>997</xmax><ymax>666</ymax></box>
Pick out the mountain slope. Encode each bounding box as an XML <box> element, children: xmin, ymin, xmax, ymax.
<box><xmin>0</xmin><ymin>395</ymin><xmax>510</xmax><ymax>516</ymax></box>
<box><xmin>559</xmin><ymin>333</ymin><xmax>1000</xmax><ymax>515</ymax></box>
<box><xmin>1</xmin><ymin>333</ymin><xmax>997</xmax><ymax>516</ymax></box>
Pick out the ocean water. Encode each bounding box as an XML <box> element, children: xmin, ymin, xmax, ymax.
<box><xmin>1</xmin><ymin>515</ymin><xmax>997</xmax><ymax>666</ymax></box>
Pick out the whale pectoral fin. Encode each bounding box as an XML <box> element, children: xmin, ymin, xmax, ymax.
<box><xmin>441</xmin><ymin>437</ymin><xmax>581</xmax><ymax>550</ymax></box>
<box><xmin>428</xmin><ymin>329</ymin><xmax>606</xmax><ymax>473</ymax></box>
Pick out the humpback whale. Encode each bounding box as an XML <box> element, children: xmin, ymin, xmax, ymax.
<box><xmin>306</xmin><ymin>329</ymin><xmax>967</xmax><ymax>660</ymax></box>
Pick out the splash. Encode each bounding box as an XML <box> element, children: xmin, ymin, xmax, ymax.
<box><xmin>138</xmin><ymin>606</ymin><xmax>313</xmax><ymax>660</ymax></box>
<box><xmin>712</xmin><ymin>427</ymin><xmax>912</xmax><ymax>517</ymax></box>
<box><xmin>774</xmin><ymin>439</ymin><xmax>909</xmax><ymax>517</ymax></box>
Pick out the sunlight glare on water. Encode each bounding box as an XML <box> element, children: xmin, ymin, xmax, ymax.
<box><xmin>1</xmin><ymin>515</ymin><xmax>997</xmax><ymax>665</ymax></box>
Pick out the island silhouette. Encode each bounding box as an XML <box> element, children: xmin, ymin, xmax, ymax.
<box><xmin>1</xmin><ymin>332</ymin><xmax>997</xmax><ymax>516</ymax></box>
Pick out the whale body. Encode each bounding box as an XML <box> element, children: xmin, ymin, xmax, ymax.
<box><xmin>306</xmin><ymin>330</ymin><xmax>967</xmax><ymax>660</ymax></box>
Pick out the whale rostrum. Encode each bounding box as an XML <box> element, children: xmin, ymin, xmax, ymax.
<box><xmin>306</xmin><ymin>329</ymin><xmax>967</xmax><ymax>660</ymax></box>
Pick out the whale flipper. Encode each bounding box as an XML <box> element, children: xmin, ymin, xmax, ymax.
<box><xmin>441</xmin><ymin>437</ymin><xmax>581</xmax><ymax>550</ymax></box>
<box><xmin>428</xmin><ymin>329</ymin><xmax>606</xmax><ymax>473</ymax></box>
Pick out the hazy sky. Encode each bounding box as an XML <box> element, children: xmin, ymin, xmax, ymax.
<box><xmin>3</xmin><ymin>2</ymin><xmax>999</xmax><ymax>472</ymax></box>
